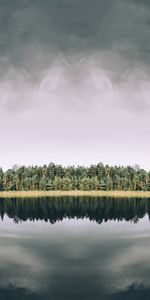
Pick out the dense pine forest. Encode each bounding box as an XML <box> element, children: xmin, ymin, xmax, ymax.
<box><xmin>0</xmin><ymin>163</ymin><xmax>150</xmax><ymax>191</ymax></box>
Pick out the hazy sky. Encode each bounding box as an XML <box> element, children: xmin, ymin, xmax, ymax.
<box><xmin>0</xmin><ymin>0</ymin><xmax>150</xmax><ymax>170</ymax></box>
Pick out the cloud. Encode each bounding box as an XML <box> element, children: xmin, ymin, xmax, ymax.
<box><xmin>0</xmin><ymin>0</ymin><xmax>150</xmax><ymax>169</ymax></box>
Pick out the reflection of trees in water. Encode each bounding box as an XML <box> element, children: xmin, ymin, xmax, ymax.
<box><xmin>0</xmin><ymin>197</ymin><xmax>150</xmax><ymax>224</ymax></box>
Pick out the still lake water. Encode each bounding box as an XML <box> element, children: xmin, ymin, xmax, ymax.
<box><xmin>0</xmin><ymin>197</ymin><xmax>150</xmax><ymax>299</ymax></box>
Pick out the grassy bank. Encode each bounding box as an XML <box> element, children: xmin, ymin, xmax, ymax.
<box><xmin>0</xmin><ymin>190</ymin><xmax>150</xmax><ymax>198</ymax></box>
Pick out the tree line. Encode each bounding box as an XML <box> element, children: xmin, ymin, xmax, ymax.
<box><xmin>0</xmin><ymin>163</ymin><xmax>150</xmax><ymax>191</ymax></box>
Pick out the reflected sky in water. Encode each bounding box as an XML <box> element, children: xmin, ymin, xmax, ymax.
<box><xmin>0</xmin><ymin>197</ymin><xmax>150</xmax><ymax>299</ymax></box>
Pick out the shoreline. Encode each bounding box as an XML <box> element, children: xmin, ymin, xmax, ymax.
<box><xmin>0</xmin><ymin>190</ymin><xmax>150</xmax><ymax>198</ymax></box>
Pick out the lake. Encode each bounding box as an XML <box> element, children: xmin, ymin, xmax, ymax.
<box><xmin>0</xmin><ymin>196</ymin><xmax>150</xmax><ymax>299</ymax></box>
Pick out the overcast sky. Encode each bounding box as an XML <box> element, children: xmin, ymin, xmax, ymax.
<box><xmin>0</xmin><ymin>0</ymin><xmax>150</xmax><ymax>170</ymax></box>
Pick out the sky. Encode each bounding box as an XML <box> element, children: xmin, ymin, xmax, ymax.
<box><xmin>0</xmin><ymin>0</ymin><xmax>150</xmax><ymax>170</ymax></box>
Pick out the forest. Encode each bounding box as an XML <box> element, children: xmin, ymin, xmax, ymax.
<box><xmin>0</xmin><ymin>163</ymin><xmax>150</xmax><ymax>191</ymax></box>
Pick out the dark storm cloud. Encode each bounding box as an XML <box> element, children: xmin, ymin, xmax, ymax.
<box><xmin>131</xmin><ymin>0</ymin><xmax>150</xmax><ymax>7</ymax></box>
<box><xmin>0</xmin><ymin>0</ymin><xmax>150</xmax><ymax>67</ymax></box>
<box><xmin>0</xmin><ymin>0</ymin><xmax>150</xmax><ymax>169</ymax></box>
<box><xmin>0</xmin><ymin>0</ymin><xmax>150</xmax><ymax>106</ymax></box>
<box><xmin>0</xmin><ymin>0</ymin><xmax>149</xmax><ymax>86</ymax></box>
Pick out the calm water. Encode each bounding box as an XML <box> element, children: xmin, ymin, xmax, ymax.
<box><xmin>0</xmin><ymin>197</ymin><xmax>150</xmax><ymax>299</ymax></box>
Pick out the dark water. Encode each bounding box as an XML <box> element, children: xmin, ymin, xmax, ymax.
<box><xmin>0</xmin><ymin>197</ymin><xmax>150</xmax><ymax>300</ymax></box>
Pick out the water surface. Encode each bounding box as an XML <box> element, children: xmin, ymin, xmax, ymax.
<box><xmin>0</xmin><ymin>197</ymin><xmax>150</xmax><ymax>299</ymax></box>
